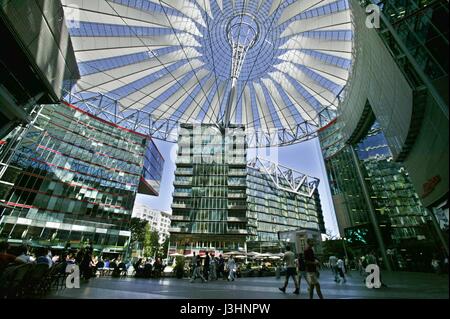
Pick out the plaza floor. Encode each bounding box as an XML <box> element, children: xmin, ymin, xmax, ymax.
<box><xmin>47</xmin><ymin>270</ymin><xmax>448</xmax><ymax>299</ymax></box>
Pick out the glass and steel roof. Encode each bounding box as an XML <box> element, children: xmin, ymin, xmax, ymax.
<box><xmin>62</xmin><ymin>0</ymin><xmax>354</xmax><ymax>146</ymax></box>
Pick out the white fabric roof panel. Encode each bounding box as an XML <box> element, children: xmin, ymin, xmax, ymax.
<box><xmin>63</xmin><ymin>0</ymin><xmax>354</xmax><ymax>143</ymax></box>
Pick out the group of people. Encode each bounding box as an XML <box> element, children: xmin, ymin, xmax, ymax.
<box><xmin>278</xmin><ymin>239</ymin><xmax>324</xmax><ymax>299</ymax></box>
<box><xmin>0</xmin><ymin>242</ymin><xmax>56</xmax><ymax>273</ymax></box>
<box><xmin>133</xmin><ymin>257</ymin><xmax>166</xmax><ymax>278</ymax></box>
<box><xmin>0</xmin><ymin>240</ymin><xmax>132</xmax><ymax>282</ymax></box>
<box><xmin>189</xmin><ymin>252</ymin><xmax>238</xmax><ymax>283</ymax></box>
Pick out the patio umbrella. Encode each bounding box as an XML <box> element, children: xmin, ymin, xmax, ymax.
<box><xmin>246</xmin><ymin>252</ymin><xmax>262</xmax><ymax>257</ymax></box>
<box><xmin>223</xmin><ymin>251</ymin><xmax>241</xmax><ymax>256</ymax></box>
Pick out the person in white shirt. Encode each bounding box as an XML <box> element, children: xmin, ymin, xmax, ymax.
<box><xmin>227</xmin><ymin>256</ymin><xmax>236</xmax><ymax>281</ymax></box>
<box><xmin>329</xmin><ymin>255</ymin><xmax>338</xmax><ymax>282</ymax></box>
<box><xmin>337</xmin><ymin>257</ymin><xmax>346</xmax><ymax>283</ymax></box>
<box><xmin>278</xmin><ymin>246</ymin><xmax>299</xmax><ymax>294</ymax></box>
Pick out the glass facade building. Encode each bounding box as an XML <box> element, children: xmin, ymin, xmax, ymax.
<box><xmin>0</xmin><ymin>102</ymin><xmax>164</xmax><ymax>253</ymax></box>
<box><xmin>319</xmin><ymin>120</ymin><xmax>440</xmax><ymax>271</ymax></box>
<box><xmin>170</xmin><ymin>123</ymin><xmax>247</xmax><ymax>252</ymax></box>
<box><xmin>170</xmin><ymin>124</ymin><xmax>324</xmax><ymax>254</ymax></box>
<box><xmin>246</xmin><ymin>167</ymin><xmax>325</xmax><ymax>253</ymax></box>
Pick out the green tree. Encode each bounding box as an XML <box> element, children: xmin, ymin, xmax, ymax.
<box><xmin>159</xmin><ymin>237</ymin><xmax>170</xmax><ymax>259</ymax></box>
<box><xmin>143</xmin><ymin>225</ymin><xmax>160</xmax><ymax>258</ymax></box>
<box><xmin>129</xmin><ymin>217</ymin><xmax>148</xmax><ymax>245</ymax></box>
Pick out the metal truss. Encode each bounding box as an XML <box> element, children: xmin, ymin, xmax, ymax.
<box><xmin>64</xmin><ymin>91</ymin><xmax>180</xmax><ymax>143</ymax></box>
<box><xmin>63</xmin><ymin>91</ymin><xmax>337</xmax><ymax>148</ymax></box>
<box><xmin>247</xmin><ymin>157</ymin><xmax>320</xmax><ymax>198</ymax></box>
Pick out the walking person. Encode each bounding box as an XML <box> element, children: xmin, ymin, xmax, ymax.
<box><xmin>329</xmin><ymin>255</ymin><xmax>339</xmax><ymax>282</ymax></box>
<box><xmin>190</xmin><ymin>252</ymin><xmax>207</xmax><ymax>283</ymax></box>
<box><xmin>304</xmin><ymin>239</ymin><xmax>324</xmax><ymax>299</ymax></box>
<box><xmin>209</xmin><ymin>253</ymin><xmax>217</xmax><ymax>280</ymax></box>
<box><xmin>204</xmin><ymin>252</ymin><xmax>210</xmax><ymax>279</ymax></box>
<box><xmin>217</xmin><ymin>254</ymin><xmax>225</xmax><ymax>280</ymax></box>
<box><xmin>227</xmin><ymin>255</ymin><xmax>237</xmax><ymax>281</ymax></box>
<box><xmin>297</xmin><ymin>253</ymin><xmax>309</xmax><ymax>294</ymax></box>
<box><xmin>278</xmin><ymin>246</ymin><xmax>299</xmax><ymax>295</ymax></box>
<box><xmin>337</xmin><ymin>257</ymin><xmax>347</xmax><ymax>283</ymax></box>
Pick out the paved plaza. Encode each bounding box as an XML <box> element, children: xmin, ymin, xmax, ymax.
<box><xmin>48</xmin><ymin>271</ymin><xmax>448</xmax><ymax>299</ymax></box>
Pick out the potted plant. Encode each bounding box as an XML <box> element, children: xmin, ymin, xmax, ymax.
<box><xmin>173</xmin><ymin>256</ymin><xmax>185</xmax><ymax>279</ymax></box>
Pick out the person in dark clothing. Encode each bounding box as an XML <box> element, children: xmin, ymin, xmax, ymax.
<box><xmin>134</xmin><ymin>258</ymin><xmax>143</xmax><ymax>277</ymax></box>
<box><xmin>153</xmin><ymin>258</ymin><xmax>162</xmax><ymax>278</ymax></box>
<box><xmin>0</xmin><ymin>241</ymin><xmax>22</xmax><ymax>273</ymax></box>
<box><xmin>304</xmin><ymin>239</ymin><xmax>323</xmax><ymax>299</ymax></box>
<box><xmin>143</xmin><ymin>260</ymin><xmax>153</xmax><ymax>278</ymax></box>
<box><xmin>217</xmin><ymin>255</ymin><xmax>225</xmax><ymax>280</ymax></box>
<box><xmin>204</xmin><ymin>253</ymin><xmax>210</xmax><ymax>279</ymax></box>
<box><xmin>297</xmin><ymin>253</ymin><xmax>309</xmax><ymax>293</ymax></box>
<box><xmin>80</xmin><ymin>250</ymin><xmax>93</xmax><ymax>280</ymax></box>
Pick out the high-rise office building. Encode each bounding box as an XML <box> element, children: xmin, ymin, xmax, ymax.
<box><xmin>0</xmin><ymin>102</ymin><xmax>164</xmax><ymax>253</ymax></box>
<box><xmin>170</xmin><ymin>123</ymin><xmax>247</xmax><ymax>252</ymax></box>
<box><xmin>246</xmin><ymin>161</ymin><xmax>325</xmax><ymax>253</ymax></box>
<box><xmin>170</xmin><ymin>124</ymin><xmax>325</xmax><ymax>254</ymax></box>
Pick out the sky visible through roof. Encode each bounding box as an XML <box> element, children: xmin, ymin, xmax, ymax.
<box><xmin>64</xmin><ymin>0</ymin><xmax>353</xmax><ymax>145</ymax></box>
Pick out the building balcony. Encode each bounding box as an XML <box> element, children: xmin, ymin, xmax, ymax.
<box><xmin>173</xmin><ymin>180</ymin><xmax>192</xmax><ymax>186</ymax></box>
<box><xmin>169</xmin><ymin>226</ymin><xmax>188</xmax><ymax>233</ymax></box>
<box><xmin>228</xmin><ymin>182</ymin><xmax>246</xmax><ymax>188</ymax></box>
<box><xmin>228</xmin><ymin>161</ymin><xmax>247</xmax><ymax>166</ymax></box>
<box><xmin>170</xmin><ymin>215</ymin><xmax>190</xmax><ymax>221</ymax></box>
<box><xmin>171</xmin><ymin>203</ymin><xmax>190</xmax><ymax>209</ymax></box>
<box><xmin>228</xmin><ymin>193</ymin><xmax>246</xmax><ymax>199</ymax></box>
<box><xmin>229</xmin><ymin>170</ymin><xmax>247</xmax><ymax>176</ymax></box>
<box><xmin>227</xmin><ymin>229</ymin><xmax>248</xmax><ymax>235</ymax></box>
<box><xmin>174</xmin><ymin>170</ymin><xmax>192</xmax><ymax>175</ymax></box>
<box><xmin>228</xmin><ymin>204</ymin><xmax>247</xmax><ymax>210</ymax></box>
<box><xmin>173</xmin><ymin>192</ymin><xmax>191</xmax><ymax>197</ymax></box>
<box><xmin>227</xmin><ymin>216</ymin><xmax>247</xmax><ymax>222</ymax></box>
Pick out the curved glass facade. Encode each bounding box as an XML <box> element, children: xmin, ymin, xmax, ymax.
<box><xmin>320</xmin><ymin>119</ymin><xmax>440</xmax><ymax>271</ymax></box>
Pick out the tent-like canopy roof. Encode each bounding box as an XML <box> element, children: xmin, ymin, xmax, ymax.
<box><xmin>62</xmin><ymin>0</ymin><xmax>354</xmax><ymax>146</ymax></box>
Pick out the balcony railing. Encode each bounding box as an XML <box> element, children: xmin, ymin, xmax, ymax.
<box><xmin>173</xmin><ymin>192</ymin><xmax>191</xmax><ymax>197</ymax></box>
<box><xmin>169</xmin><ymin>226</ymin><xmax>188</xmax><ymax>233</ymax></box>
<box><xmin>170</xmin><ymin>215</ymin><xmax>190</xmax><ymax>221</ymax></box>
<box><xmin>229</xmin><ymin>170</ymin><xmax>247</xmax><ymax>176</ymax></box>
<box><xmin>228</xmin><ymin>193</ymin><xmax>246</xmax><ymax>198</ymax></box>
<box><xmin>228</xmin><ymin>182</ymin><xmax>246</xmax><ymax>187</ymax></box>
<box><xmin>171</xmin><ymin>203</ymin><xmax>190</xmax><ymax>209</ymax></box>
<box><xmin>173</xmin><ymin>180</ymin><xmax>191</xmax><ymax>186</ymax></box>
<box><xmin>227</xmin><ymin>216</ymin><xmax>247</xmax><ymax>222</ymax></box>
<box><xmin>174</xmin><ymin>170</ymin><xmax>192</xmax><ymax>175</ymax></box>
<box><xmin>227</xmin><ymin>229</ymin><xmax>247</xmax><ymax>234</ymax></box>
<box><xmin>228</xmin><ymin>205</ymin><xmax>247</xmax><ymax>210</ymax></box>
